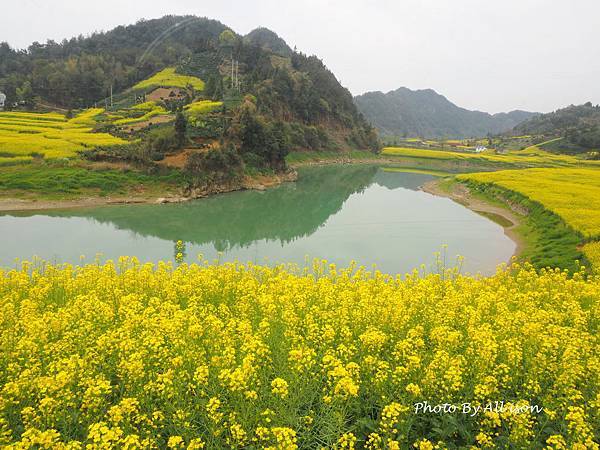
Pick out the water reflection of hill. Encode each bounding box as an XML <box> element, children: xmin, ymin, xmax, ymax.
<box><xmin>373</xmin><ymin>170</ymin><xmax>436</xmax><ymax>191</ymax></box>
<box><xmin>12</xmin><ymin>165</ymin><xmax>390</xmax><ymax>251</ymax></box>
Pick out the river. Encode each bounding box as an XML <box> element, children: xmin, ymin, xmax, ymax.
<box><xmin>0</xmin><ymin>165</ymin><xmax>515</xmax><ymax>275</ymax></box>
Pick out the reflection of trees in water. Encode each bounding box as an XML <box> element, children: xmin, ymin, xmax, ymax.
<box><xmin>22</xmin><ymin>165</ymin><xmax>380</xmax><ymax>251</ymax></box>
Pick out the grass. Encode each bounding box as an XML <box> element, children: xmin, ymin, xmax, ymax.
<box><xmin>0</xmin><ymin>258</ymin><xmax>597</xmax><ymax>448</ymax></box>
<box><xmin>0</xmin><ymin>111</ymin><xmax>126</xmax><ymax>160</ymax></box>
<box><xmin>456</xmin><ymin>168</ymin><xmax>600</xmax><ymax>271</ymax></box>
<box><xmin>458</xmin><ymin>179</ymin><xmax>585</xmax><ymax>272</ymax></box>
<box><xmin>0</xmin><ymin>163</ymin><xmax>182</xmax><ymax>198</ymax></box>
<box><xmin>133</xmin><ymin>67</ymin><xmax>205</xmax><ymax>91</ymax></box>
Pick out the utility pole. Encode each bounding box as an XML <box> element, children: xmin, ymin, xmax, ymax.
<box><xmin>110</xmin><ymin>84</ymin><xmax>113</xmax><ymax>109</ymax></box>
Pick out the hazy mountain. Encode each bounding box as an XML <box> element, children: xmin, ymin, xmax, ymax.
<box><xmin>355</xmin><ymin>87</ymin><xmax>537</xmax><ymax>138</ymax></box>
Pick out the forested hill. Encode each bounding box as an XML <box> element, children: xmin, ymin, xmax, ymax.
<box><xmin>244</xmin><ymin>27</ymin><xmax>293</xmax><ymax>57</ymax></box>
<box><xmin>511</xmin><ymin>103</ymin><xmax>600</xmax><ymax>152</ymax></box>
<box><xmin>354</xmin><ymin>87</ymin><xmax>536</xmax><ymax>138</ymax></box>
<box><xmin>0</xmin><ymin>15</ymin><xmax>378</xmax><ymax>151</ymax></box>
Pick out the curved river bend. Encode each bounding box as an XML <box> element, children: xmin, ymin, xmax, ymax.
<box><xmin>0</xmin><ymin>166</ymin><xmax>515</xmax><ymax>275</ymax></box>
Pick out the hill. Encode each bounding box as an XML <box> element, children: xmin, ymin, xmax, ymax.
<box><xmin>354</xmin><ymin>87</ymin><xmax>536</xmax><ymax>138</ymax></box>
<box><xmin>0</xmin><ymin>16</ymin><xmax>378</xmax><ymax>154</ymax></box>
<box><xmin>511</xmin><ymin>103</ymin><xmax>600</xmax><ymax>153</ymax></box>
<box><xmin>244</xmin><ymin>27</ymin><xmax>293</xmax><ymax>57</ymax></box>
<box><xmin>0</xmin><ymin>14</ymin><xmax>380</xmax><ymax>191</ymax></box>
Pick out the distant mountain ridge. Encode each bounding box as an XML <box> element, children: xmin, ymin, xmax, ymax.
<box><xmin>354</xmin><ymin>87</ymin><xmax>537</xmax><ymax>138</ymax></box>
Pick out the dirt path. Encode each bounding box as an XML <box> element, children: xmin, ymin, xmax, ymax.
<box><xmin>421</xmin><ymin>179</ymin><xmax>525</xmax><ymax>259</ymax></box>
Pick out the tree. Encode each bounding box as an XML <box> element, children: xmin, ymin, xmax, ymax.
<box><xmin>174</xmin><ymin>112</ymin><xmax>187</xmax><ymax>148</ymax></box>
<box><xmin>218</xmin><ymin>30</ymin><xmax>237</xmax><ymax>49</ymax></box>
<box><xmin>16</xmin><ymin>81</ymin><xmax>36</xmax><ymax>108</ymax></box>
<box><xmin>205</xmin><ymin>73</ymin><xmax>224</xmax><ymax>100</ymax></box>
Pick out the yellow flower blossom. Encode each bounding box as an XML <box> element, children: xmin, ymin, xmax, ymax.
<box><xmin>0</xmin><ymin>259</ymin><xmax>597</xmax><ymax>448</ymax></box>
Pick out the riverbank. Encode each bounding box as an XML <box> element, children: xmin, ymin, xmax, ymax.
<box><xmin>421</xmin><ymin>178</ymin><xmax>526</xmax><ymax>260</ymax></box>
<box><xmin>0</xmin><ymin>170</ymin><xmax>298</xmax><ymax>212</ymax></box>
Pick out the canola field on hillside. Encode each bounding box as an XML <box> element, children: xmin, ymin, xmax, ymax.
<box><xmin>0</xmin><ymin>259</ymin><xmax>598</xmax><ymax>449</ymax></box>
<box><xmin>133</xmin><ymin>68</ymin><xmax>205</xmax><ymax>91</ymax></box>
<box><xmin>458</xmin><ymin>168</ymin><xmax>600</xmax><ymax>239</ymax></box>
<box><xmin>0</xmin><ymin>110</ymin><xmax>126</xmax><ymax>163</ymax></box>
<box><xmin>113</xmin><ymin>102</ymin><xmax>169</xmax><ymax>126</ymax></box>
<box><xmin>184</xmin><ymin>100</ymin><xmax>223</xmax><ymax>119</ymax></box>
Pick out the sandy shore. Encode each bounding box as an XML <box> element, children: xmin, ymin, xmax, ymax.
<box><xmin>421</xmin><ymin>179</ymin><xmax>525</xmax><ymax>259</ymax></box>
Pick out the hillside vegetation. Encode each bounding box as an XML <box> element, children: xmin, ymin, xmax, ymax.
<box><xmin>354</xmin><ymin>88</ymin><xmax>536</xmax><ymax>138</ymax></box>
<box><xmin>512</xmin><ymin>103</ymin><xmax>600</xmax><ymax>154</ymax></box>
<box><xmin>0</xmin><ymin>16</ymin><xmax>380</xmax><ymax>199</ymax></box>
<box><xmin>0</xmin><ymin>259</ymin><xmax>598</xmax><ymax>449</ymax></box>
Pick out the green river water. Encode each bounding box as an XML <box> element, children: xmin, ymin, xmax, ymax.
<box><xmin>0</xmin><ymin>165</ymin><xmax>515</xmax><ymax>275</ymax></box>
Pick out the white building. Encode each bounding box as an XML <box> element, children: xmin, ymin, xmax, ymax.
<box><xmin>0</xmin><ymin>92</ymin><xmax>6</xmax><ymax>110</ymax></box>
<box><xmin>475</xmin><ymin>145</ymin><xmax>487</xmax><ymax>153</ymax></box>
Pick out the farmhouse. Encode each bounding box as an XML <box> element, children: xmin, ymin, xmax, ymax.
<box><xmin>0</xmin><ymin>92</ymin><xmax>6</xmax><ymax>110</ymax></box>
<box><xmin>475</xmin><ymin>145</ymin><xmax>487</xmax><ymax>153</ymax></box>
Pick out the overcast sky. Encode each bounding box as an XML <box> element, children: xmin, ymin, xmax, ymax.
<box><xmin>2</xmin><ymin>0</ymin><xmax>599</xmax><ymax>113</ymax></box>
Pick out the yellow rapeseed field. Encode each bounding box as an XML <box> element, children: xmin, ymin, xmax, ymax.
<box><xmin>0</xmin><ymin>258</ymin><xmax>598</xmax><ymax>449</ymax></box>
<box><xmin>458</xmin><ymin>168</ymin><xmax>600</xmax><ymax>239</ymax></box>
<box><xmin>133</xmin><ymin>68</ymin><xmax>205</xmax><ymax>92</ymax></box>
<box><xmin>381</xmin><ymin>147</ymin><xmax>591</xmax><ymax>168</ymax></box>
<box><xmin>0</xmin><ymin>110</ymin><xmax>126</xmax><ymax>160</ymax></box>
<box><xmin>582</xmin><ymin>242</ymin><xmax>600</xmax><ymax>273</ymax></box>
<box><xmin>184</xmin><ymin>100</ymin><xmax>223</xmax><ymax>120</ymax></box>
<box><xmin>113</xmin><ymin>103</ymin><xmax>169</xmax><ymax>126</ymax></box>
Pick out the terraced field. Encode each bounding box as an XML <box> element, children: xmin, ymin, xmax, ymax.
<box><xmin>184</xmin><ymin>100</ymin><xmax>223</xmax><ymax>120</ymax></box>
<box><xmin>0</xmin><ymin>110</ymin><xmax>127</xmax><ymax>163</ymax></box>
<box><xmin>112</xmin><ymin>102</ymin><xmax>169</xmax><ymax>126</ymax></box>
